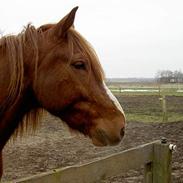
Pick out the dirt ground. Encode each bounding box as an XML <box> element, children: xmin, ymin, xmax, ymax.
<box><xmin>2</xmin><ymin>111</ymin><xmax>183</xmax><ymax>183</ymax></box>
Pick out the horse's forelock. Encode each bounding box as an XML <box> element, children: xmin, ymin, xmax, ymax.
<box><xmin>67</xmin><ymin>28</ymin><xmax>105</xmax><ymax>83</ymax></box>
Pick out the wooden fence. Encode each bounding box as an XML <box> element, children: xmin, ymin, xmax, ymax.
<box><xmin>7</xmin><ymin>140</ymin><xmax>175</xmax><ymax>183</ymax></box>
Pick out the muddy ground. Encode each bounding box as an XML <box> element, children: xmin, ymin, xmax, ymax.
<box><xmin>2</xmin><ymin>96</ymin><xmax>183</xmax><ymax>182</ymax></box>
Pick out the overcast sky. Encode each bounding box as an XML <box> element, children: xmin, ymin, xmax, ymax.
<box><xmin>0</xmin><ymin>0</ymin><xmax>183</xmax><ymax>78</ymax></box>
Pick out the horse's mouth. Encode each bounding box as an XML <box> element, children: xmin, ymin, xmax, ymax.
<box><xmin>90</xmin><ymin>129</ymin><xmax>122</xmax><ymax>147</ymax></box>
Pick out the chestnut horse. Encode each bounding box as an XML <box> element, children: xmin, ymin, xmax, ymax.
<box><xmin>0</xmin><ymin>7</ymin><xmax>125</xmax><ymax>178</ymax></box>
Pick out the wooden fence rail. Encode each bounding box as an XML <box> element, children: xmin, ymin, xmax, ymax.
<box><xmin>6</xmin><ymin>140</ymin><xmax>174</xmax><ymax>183</ymax></box>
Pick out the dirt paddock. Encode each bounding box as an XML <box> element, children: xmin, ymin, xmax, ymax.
<box><xmin>2</xmin><ymin>113</ymin><xmax>183</xmax><ymax>182</ymax></box>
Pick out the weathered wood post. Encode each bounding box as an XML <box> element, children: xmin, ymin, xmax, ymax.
<box><xmin>152</xmin><ymin>138</ymin><xmax>172</xmax><ymax>183</ymax></box>
<box><xmin>119</xmin><ymin>87</ymin><xmax>121</xmax><ymax>93</ymax></box>
<box><xmin>158</xmin><ymin>83</ymin><xmax>161</xmax><ymax>97</ymax></box>
<box><xmin>144</xmin><ymin>138</ymin><xmax>176</xmax><ymax>183</ymax></box>
<box><xmin>159</xmin><ymin>95</ymin><xmax>168</xmax><ymax>122</ymax></box>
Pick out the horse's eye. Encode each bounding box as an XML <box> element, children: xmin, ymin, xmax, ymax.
<box><xmin>72</xmin><ymin>61</ymin><xmax>86</xmax><ymax>70</ymax></box>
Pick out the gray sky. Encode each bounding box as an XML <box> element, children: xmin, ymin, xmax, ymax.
<box><xmin>0</xmin><ymin>0</ymin><xmax>183</xmax><ymax>78</ymax></box>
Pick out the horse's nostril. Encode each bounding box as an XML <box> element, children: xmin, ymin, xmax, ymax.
<box><xmin>120</xmin><ymin>128</ymin><xmax>125</xmax><ymax>138</ymax></box>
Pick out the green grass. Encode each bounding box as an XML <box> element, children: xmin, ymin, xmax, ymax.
<box><xmin>126</xmin><ymin>113</ymin><xmax>183</xmax><ymax>123</ymax></box>
<box><xmin>167</xmin><ymin>113</ymin><xmax>183</xmax><ymax>122</ymax></box>
<box><xmin>126</xmin><ymin>113</ymin><xmax>162</xmax><ymax>123</ymax></box>
<box><xmin>109</xmin><ymin>83</ymin><xmax>183</xmax><ymax>96</ymax></box>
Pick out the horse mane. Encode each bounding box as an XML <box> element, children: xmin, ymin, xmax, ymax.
<box><xmin>0</xmin><ymin>25</ymin><xmax>43</xmax><ymax>137</ymax></box>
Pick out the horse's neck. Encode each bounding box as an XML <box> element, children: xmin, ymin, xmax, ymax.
<box><xmin>0</xmin><ymin>89</ymin><xmax>37</xmax><ymax>150</ymax></box>
<box><xmin>0</xmin><ymin>37</ymin><xmax>39</xmax><ymax>150</ymax></box>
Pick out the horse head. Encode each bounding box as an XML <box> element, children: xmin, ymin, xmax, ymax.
<box><xmin>32</xmin><ymin>7</ymin><xmax>126</xmax><ymax>146</ymax></box>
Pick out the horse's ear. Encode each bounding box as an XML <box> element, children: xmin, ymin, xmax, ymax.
<box><xmin>55</xmin><ymin>6</ymin><xmax>78</xmax><ymax>38</ymax></box>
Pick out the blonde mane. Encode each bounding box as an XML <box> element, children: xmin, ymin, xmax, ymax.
<box><xmin>0</xmin><ymin>25</ymin><xmax>43</xmax><ymax>136</ymax></box>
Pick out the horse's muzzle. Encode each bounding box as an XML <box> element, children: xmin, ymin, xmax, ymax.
<box><xmin>91</xmin><ymin>127</ymin><xmax>125</xmax><ymax>146</ymax></box>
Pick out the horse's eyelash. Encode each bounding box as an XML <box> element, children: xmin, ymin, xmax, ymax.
<box><xmin>72</xmin><ymin>61</ymin><xmax>86</xmax><ymax>69</ymax></box>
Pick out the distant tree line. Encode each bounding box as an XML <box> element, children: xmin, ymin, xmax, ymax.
<box><xmin>156</xmin><ymin>70</ymin><xmax>183</xmax><ymax>83</ymax></box>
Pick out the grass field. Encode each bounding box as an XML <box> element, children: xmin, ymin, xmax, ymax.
<box><xmin>108</xmin><ymin>82</ymin><xmax>183</xmax><ymax>123</ymax></box>
<box><xmin>109</xmin><ymin>83</ymin><xmax>183</xmax><ymax>96</ymax></box>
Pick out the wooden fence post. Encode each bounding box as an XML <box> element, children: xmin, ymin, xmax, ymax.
<box><xmin>159</xmin><ymin>95</ymin><xmax>168</xmax><ymax>122</ymax></box>
<box><xmin>152</xmin><ymin>140</ymin><xmax>172</xmax><ymax>183</ymax></box>
<box><xmin>162</xmin><ymin>96</ymin><xmax>168</xmax><ymax>122</ymax></box>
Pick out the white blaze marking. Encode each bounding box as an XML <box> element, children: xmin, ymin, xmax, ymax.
<box><xmin>103</xmin><ymin>82</ymin><xmax>125</xmax><ymax>115</ymax></box>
